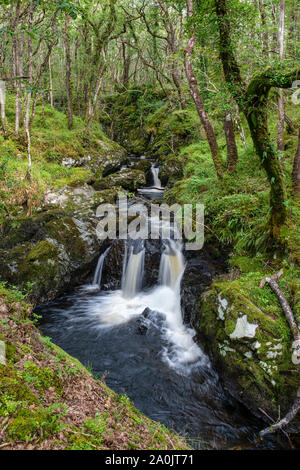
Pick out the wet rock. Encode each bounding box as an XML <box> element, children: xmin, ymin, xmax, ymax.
<box><xmin>60</xmin><ymin>140</ymin><xmax>127</xmax><ymax>178</ymax></box>
<box><xmin>159</xmin><ymin>155</ymin><xmax>185</xmax><ymax>187</ymax></box>
<box><xmin>181</xmin><ymin>247</ymin><xmax>226</xmax><ymax>325</ymax></box>
<box><xmin>93</xmin><ymin>168</ymin><xmax>146</xmax><ymax>192</ymax></box>
<box><xmin>136</xmin><ymin>307</ymin><xmax>166</xmax><ymax>336</ymax></box>
<box><xmin>0</xmin><ymin>210</ymin><xmax>104</xmax><ymax>304</ymax></box>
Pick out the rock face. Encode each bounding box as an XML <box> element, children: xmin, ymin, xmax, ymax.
<box><xmin>0</xmin><ymin>210</ymin><xmax>106</xmax><ymax>303</ymax></box>
<box><xmin>194</xmin><ymin>280</ymin><xmax>300</xmax><ymax>418</ymax></box>
<box><xmin>61</xmin><ymin>140</ymin><xmax>128</xmax><ymax>177</ymax></box>
<box><xmin>93</xmin><ymin>168</ymin><xmax>146</xmax><ymax>192</ymax></box>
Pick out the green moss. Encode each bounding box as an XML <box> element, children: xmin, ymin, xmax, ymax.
<box><xmin>197</xmin><ymin>277</ymin><xmax>300</xmax><ymax>414</ymax></box>
<box><xmin>54</xmin><ymin>168</ymin><xmax>94</xmax><ymax>188</ymax></box>
<box><xmin>94</xmin><ymin>169</ymin><xmax>145</xmax><ymax>192</ymax></box>
<box><xmin>7</xmin><ymin>404</ymin><xmax>67</xmax><ymax>443</ymax></box>
<box><xmin>44</xmin><ymin>217</ymin><xmax>88</xmax><ymax>261</ymax></box>
<box><xmin>25</xmin><ymin>241</ymin><xmax>58</xmax><ymax>263</ymax></box>
<box><xmin>23</xmin><ymin>361</ymin><xmax>64</xmax><ymax>395</ymax></box>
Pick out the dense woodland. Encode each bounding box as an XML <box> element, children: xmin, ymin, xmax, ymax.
<box><xmin>0</xmin><ymin>0</ymin><xmax>300</xmax><ymax>451</ymax></box>
<box><xmin>0</xmin><ymin>0</ymin><xmax>299</xmax><ymax>232</ymax></box>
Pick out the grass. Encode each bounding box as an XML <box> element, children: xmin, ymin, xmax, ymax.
<box><xmin>0</xmin><ymin>93</ymin><xmax>118</xmax><ymax>225</ymax></box>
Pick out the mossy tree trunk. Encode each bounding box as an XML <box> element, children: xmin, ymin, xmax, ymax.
<box><xmin>223</xmin><ymin>113</ymin><xmax>238</xmax><ymax>173</ymax></box>
<box><xmin>246</xmin><ymin>93</ymin><xmax>287</xmax><ymax>237</ymax></box>
<box><xmin>214</xmin><ymin>0</ymin><xmax>300</xmax><ymax>237</ymax></box>
<box><xmin>292</xmin><ymin>127</ymin><xmax>300</xmax><ymax>200</ymax></box>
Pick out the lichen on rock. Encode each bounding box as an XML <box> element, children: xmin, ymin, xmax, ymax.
<box><xmin>195</xmin><ymin>279</ymin><xmax>300</xmax><ymax>417</ymax></box>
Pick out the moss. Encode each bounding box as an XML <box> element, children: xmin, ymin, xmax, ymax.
<box><xmin>94</xmin><ymin>169</ymin><xmax>145</xmax><ymax>192</ymax></box>
<box><xmin>54</xmin><ymin>168</ymin><xmax>94</xmax><ymax>188</ymax></box>
<box><xmin>23</xmin><ymin>361</ymin><xmax>64</xmax><ymax>395</ymax></box>
<box><xmin>197</xmin><ymin>278</ymin><xmax>300</xmax><ymax>415</ymax></box>
<box><xmin>7</xmin><ymin>404</ymin><xmax>66</xmax><ymax>442</ymax></box>
<box><xmin>44</xmin><ymin>217</ymin><xmax>88</xmax><ymax>261</ymax></box>
<box><xmin>0</xmin><ymin>364</ymin><xmax>39</xmax><ymax>414</ymax></box>
<box><xmin>24</xmin><ymin>240</ymin><xmax>58</xmax><ymax>263</ymax></box>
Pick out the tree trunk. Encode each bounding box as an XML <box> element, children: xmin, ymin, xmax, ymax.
<box><xmin>258</xmin><ymin>0</ymin><xmax>269</xmax><ymax>61</ymax></box>
<box><xmin>214</xmin><ymin>0</ymin><xmax>300</xmax><ymax>236</ymax></box>
<box><xmin>122</xmin><ymin>41</ymin><xmax>130</xmax><ymax>87</ymax></box>
<box><xmin>184</xmin><ymin>1</ymin><xmax>223</xmax><ymax>179</ymax></box>
<box><xmin>25</xmin><ymin>3</ymin><xmax>33</xmax><ymax>180</ymax></box>
<box><xmin>0</xmin><ymin>80</ymin><xmax>6</xmax><ymax>134</ymax></box>
<box><xmin>277</xmin><ymin>0</ymin><xmax>285</xmax><ymax>151</ymax></box>
<box><xmin>64</xmin><ymin>15</ymin><xmax>73</xmax><ymax>130</ymax></box>
<box><xmin>49</xmin><ymin>55</ymin><xmax>54</xmax><ymax>107</ymax></box>
<box><xmin>223</xmin><ymin>113</ymin><xmax>238</xmax><ymax>173</ymax></box>
<box><xmin>292</xmin><ymin>128</ymin><xmax>300</xmax><ymax>199</ymax></box>
<box><xmin>12</xmin><ymin>1</ymin><xmax>21</xmax><ymax>136</ymax></box>
<box><xmin>246</xmin><ymin>93</ymin><xmax>287</xmax><ymax>237</ymax></box>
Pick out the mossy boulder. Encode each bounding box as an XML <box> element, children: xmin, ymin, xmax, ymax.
<box><xmin>93</xmin><ymin>169</ymin><xmax>146</xmax><ymax>192</ymax></box>
<box><xmin>159</xmin><ymin>154</ymin><xmax>185</xmax><ymax>186</ymax></box>
<box><xmin>59</xmin><ymin>138</ymin><xmax>127</xmax><ymax>178</ymax></box>
<box><xmin>195</xmin><ymin>280</ymin><xmax>300</xmax><ymax>418</ymax></box>
<box><xmin>0</xmin><ymin>211</ymin><xmax>103</xmax><ymax>303</ymax></box>
<box><xmin>86</xmin><ymin>141</ymin><xmax>127</xmax><ymax>177</ymax></box>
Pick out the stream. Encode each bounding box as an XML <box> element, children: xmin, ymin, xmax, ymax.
<box><xmin>37</xmin><ymin>159</ymin><xmax>282</xmax><ymax>450</ymax></box>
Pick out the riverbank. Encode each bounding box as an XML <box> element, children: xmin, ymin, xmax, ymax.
<box><xmin>0</xmin><ymin>284</ymin><xmax>189</xmax><ymax>450</ymax></box>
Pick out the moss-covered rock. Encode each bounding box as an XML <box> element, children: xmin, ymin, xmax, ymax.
<box><xmin>0</xmin><ymin>210</ymin><xmax>103</xmax><ymax>303</ymax></box>
<box><xmin>94</xmin><ymin>168</ymin><xmax>146</xmax><ymax>192</ymax></box>
<box><xmin>195</xmin><ymin>279</ymin><xmax>300</xmax><ymax>417</ymax></box>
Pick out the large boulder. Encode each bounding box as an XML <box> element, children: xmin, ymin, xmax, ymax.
<box><xmin>43</xmin><ymin>186</ymin><xmax>119</xmax><ymax>217</ymax></box>
<box><xmin>194</xmin><ymin>279</ymin><xmax>300</xmax><ymax>419</ymax></box>
<box><xmin>61</xmin><ymin>140</ymin><xmax>128</xmax><ymax>178</ymax></box>
<box><xmin>0</xmin><ymin>211</ymin><xmax>105</xmax><ymax>303</ymax></box>
<box><xmin>93</xmin><ymin>168</ymin><xmax>146</xmax><ymax>192</ymax></box>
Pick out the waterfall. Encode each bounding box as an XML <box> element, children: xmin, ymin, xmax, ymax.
<box><xmin>93</xmin><ymin>247</ymin><xmax>111</xmax><ymax>288</ymax></box>
<box><xmin>159</xmin><ymin>240</ymin><xmax>185</xmax><ymax>290</ymax></box>
<box><xmin>151</xmin><ymin>164</ymin><xmax>162</xmax><ymax>189</ymax></box>
<box><xmin>122</xmin><ymin>241</ymin><xmax>145</xmax><ymax>299</ymax></box>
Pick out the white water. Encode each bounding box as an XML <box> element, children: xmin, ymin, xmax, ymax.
<box><xmin>159</xmin><ymin>239</ymin><xmax>185</xmax><ymax>289</ymax></box>
<box><xmin>122</xmin><ymin>243</ymin><xmax>145</xmax><ymax>299</ymax></box>
<box><xmin>151</xmin><ymin>164</ymin><xmax>162</xmax><ymax>188</ymax></box>
<box><xmin>93</xmin><ymin>247</ymin><xmax>111</xmax><ymax>287</ymax></box>
<box><xmin>91</xmin><ymin>237</ymin><xmax>207</xmax><ymax>372</ymax></box>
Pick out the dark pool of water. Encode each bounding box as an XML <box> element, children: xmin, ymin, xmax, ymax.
<box><xmin>36</xmin><ymin>288</ymin><xmax>284</xmax><ymax>450</ymax></box>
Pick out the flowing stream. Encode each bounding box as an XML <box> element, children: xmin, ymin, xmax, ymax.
<box><xmin>37</xmin><ymin>160</ymin><xmax>280</xmax><ymax>450</ymax></box>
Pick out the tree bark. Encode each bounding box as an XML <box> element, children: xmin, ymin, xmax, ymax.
<box><xmin>292</xmin><ymin>127</ymin><xmax>300</xmax><ymax>199</ymax></box>
<box><xmin>223</xmin><ymin>113</ymin><xmax>238</xmax><ymax>173</ymax></box>
<box><xmin>277</xmin><ymin>0</ymin><xmax>285</xmax><ymax>152</ymax></box>
<box><xmin>184</xmin><ymin>0</ymin><xmax>223</xmax><ymax>179</ymax></box>
<box><xmin>64</xmin><ymin>15</ymin><xmax>73</xmax><ymax>130</ymax></box>
<box><xmin>258</xmin><ymin>0</ymin><xmax>269</xmax><ymax>61</ymax></box>
<box><xmin>0</xmin><ymin>80</ymin><xmax>6</xmax><ymax>134</ymax></box>
<box><xmin>24</xmin><ymin>2</ymin><xmax>34</xmax><ymax>180</ymax></box>
<box><xmin>49</xmin><ymin>55</ymin><xmax>54</xmax><ymax>108</ymax></box>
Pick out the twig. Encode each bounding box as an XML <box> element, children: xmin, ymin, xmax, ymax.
<box><xmin>259</xmin><ymin>270</ymin><xmax>300</xmax><ymax>439</ymax></box>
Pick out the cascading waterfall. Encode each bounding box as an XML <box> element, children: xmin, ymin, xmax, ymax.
<box><xmin>151</xmin><ymin>164</ymin><xmax>162</xmax><ymax>188</ymax></box>
<box><xmin>159</xmin><ymin>239</ymin><xmax>185</xmax><ymax>289</ymax></box>
<box><xmin>122</xmin><ymin>240</ymin><xmax>145</xmax><ymax>299</ymax></box>
<box><xmin>92</xmin><ymin>246</ymin><xmax>111</xmax><ymax>288</ymax></box>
